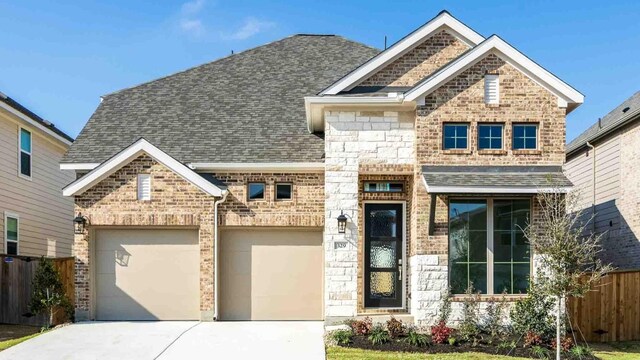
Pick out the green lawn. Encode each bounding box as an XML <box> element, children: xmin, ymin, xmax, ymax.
<box><xmin>0</xmin><ymin>333</ymin><xmax>41</xmax><ymax>352</ymax></box>
<box><xmin>327</xmin><ymin>343</ymin><xmax>640</xmax><ymax>359</ymax></box>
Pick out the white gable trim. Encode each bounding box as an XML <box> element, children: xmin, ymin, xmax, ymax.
<box><xmin>405</xmin><ymin>36</ymin><xmax>584</xmax><ymax>106</ymax></box>
<box><xmin>62</xmin><ymin>138</ymin><xmax>225</xmax><ymax>197</ymax></box>
<box><xmin>60</xmin><ymin>163</ymin><xmax>100</xmax><ymax>170</ymax></box>
<box><xmin>319</xmin><ymin>11</ymin><xmax>484</xmax><ymax>96</ymax></box>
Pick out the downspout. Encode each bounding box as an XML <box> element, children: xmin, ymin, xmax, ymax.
<box><xmin>586</xmin><ymin>142</ymin><xmax>596</xmax><ymax>233</ymax></box>
<box><xmin>213</xmin><ymin>190</ymin><xmax>229</xmax><ymax>320</ymax></box>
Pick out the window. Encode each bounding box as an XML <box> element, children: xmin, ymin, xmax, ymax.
<box><xmin>484</xmin><ymin>74</ymin><xmax>499</xmax><ymax>104</ymax></box>
<box><xmin>275</xmin><ymin>183</ymin><xmax>292</xmax><ymax>200</ymax></box>
<box><xmin>248</xmin><ymin>183</ymin><xmax>265</xmax><ymax>200</ymax></box>
<box><xmin>513</xmin><ymin>124</ymin><xmax>538</xmax><ymax>150</ymax></box>
<box><xmin>443</xmin><ymin>124</ymin><xmax>468</xmax><ymax>150</ymax></box>
<box><xmin>19</xmin><ymin>128</ymin><xmax>32</xmax><ymax>178</ymax></box>
<box><xmin>493</xmin><ymin>200</ymin><xmax>531</xmax><ymax>294</ymax></box>
<box><xmin>478</xmin><ymin>124</ymin><xmax>503</xmax><ymax>150</ymax></box>
<box><xmin>4</xmin><ymin>213</ymin><xmax>19</xmax><ymax>255</ymax></box>
<box><xmin>364</xmin><ymin>182</ymin><xmax>404</xmax><ymax>193</ymax></box>
<box><xmin>448</xmin><ymin>198</ymin><xmax>531</xmax><ymax>295</ymax></box>
<box><xmin>137</xmin><ymin>174</ymin><xmax>151</xmax><ymax>200</ymax></box>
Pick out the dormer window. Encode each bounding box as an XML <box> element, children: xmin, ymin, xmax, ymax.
<box><xmin>484</xmin><ymin>74</ymin><xmax>499</xmax><ymax>104</ymax></box>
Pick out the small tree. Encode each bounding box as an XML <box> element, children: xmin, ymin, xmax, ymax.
<box><xmin>30</xmin><ymin>257</ymin><xmax>71</xmax><ymax>328</ymax></box>
<box><xmin>523</xmin><ymin>187</ymin><xmax>613</xmax><ymax>359</ymax></box>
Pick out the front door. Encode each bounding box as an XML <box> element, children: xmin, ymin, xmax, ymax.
<box><xmin>364</xmin><ymin>203</ymin><xmax>403</xmax><ymax>308</ymax></box>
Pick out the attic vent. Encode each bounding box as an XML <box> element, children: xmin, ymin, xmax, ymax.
<box><xmin>138</xmin><ymin>174</ymin><xmax>151</xmax><ymax>201</ymax></box>
<box><xmin>622</xmin><ymin>106</ymin><xmax>630</xmax><ymax>113</ymax></box>
<box><xmin>484</xmin><ymin>75</ymin><xmax>499</xmax><ymax>104</ymax></box>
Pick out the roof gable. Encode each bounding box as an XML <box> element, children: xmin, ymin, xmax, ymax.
<box><xmin>320</xmin><ymin>11</ymin><xmax>484</xmax><ymax>95</ymax></box>
<box><xmin>63</xmin><ymin>138</ymin><xmax>226</xmax><ymax>197</ymax></box>
<box><xmin>404</xmin><ymin>36</ymin><xmax>584</xmax><ymax>110</ymax></box>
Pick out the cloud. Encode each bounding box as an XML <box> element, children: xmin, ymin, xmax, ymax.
<box><xmin>178</xmin><ymin>0</ymin><xmax>206</xmax><ymax>36</ymax></box>
<box><xmin>223</xmin><ymin>17</ymin><xmax>276</xmax><ymax>40</ymax></box>
<box><xmin>181</xmin><ymin>0</ymin><xmax>205</xmax><ymax>15</ymax></box>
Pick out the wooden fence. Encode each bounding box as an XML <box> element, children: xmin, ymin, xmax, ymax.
<box><xmin>568</xmin><ymin>269</ymin><xmax>640</xmax><ymax>342</ymax></box>
<box><xmin>0</xmin><ymin>255</ymin><xmax>74</xmax><ymax>327</ymax></box>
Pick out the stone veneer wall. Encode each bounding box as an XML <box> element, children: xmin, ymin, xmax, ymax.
<box><xmin>324</xmin><ymin>110</ymin><xmax>415</xmax><ymax>318</ymax></box>
<box><xmin>409</xmin><ymin>53</ymin><xmax>567</xmax><ymax>325</ymax></box>
<box><xmin>360</xmin><ymin>30</ymin><xmax>470</xmax><ymax>87</ymax></box>
<box><xmin>73</xmin><ymin>155</ymin><xmax>324</xmax><ymax>321</ymax></box>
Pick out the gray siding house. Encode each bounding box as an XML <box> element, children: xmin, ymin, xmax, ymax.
<box><xmin>565</xmin><ymin>91</ymin><xmax>640</xmax><ymax>269</ymax></box>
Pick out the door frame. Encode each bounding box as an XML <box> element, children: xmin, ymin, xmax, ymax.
<box><xmin>362</xmin><ymin>201</ymin><xmax>407</xmax><ymax>310</ymax></box>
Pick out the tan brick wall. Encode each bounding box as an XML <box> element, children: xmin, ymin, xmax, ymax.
<box><xmin>73</xmin><ymin>155</ymin><xmax>324</xmax><ymax>320</ymax></box>
<box><xmin>413</xmin><ymin>53</ymin><xmax>566</xmax><ymax>256</ymax></box>
<box><xmin>360</xmin><ymin>30</ymin><xmax>470</xmax><ymax>87</ymax></box>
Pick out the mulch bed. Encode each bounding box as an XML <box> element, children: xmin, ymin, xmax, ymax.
<box><xmin>0</xmin><ymin>324</ymin><xmax>40</xmax><ymax>342</ymax></box>
<box><xmin>341</xmin><ymin>335</ymin><xmax>599</xmax><ymax>359</ymax></box>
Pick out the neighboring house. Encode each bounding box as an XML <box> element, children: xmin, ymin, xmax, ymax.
<box><xmin>565</xmin><ymin>91</ymin><xmax>640</xmax><ymax>270</ymax></box>
<box><xmin>0</xmin><ymin>92</ymin><xmax>75</xmax><ymax>257</ymax></box>
<box><xmin>61</xmin><ymin>11</ymin><xmax>583</xmax><ymax>324</ymax></box>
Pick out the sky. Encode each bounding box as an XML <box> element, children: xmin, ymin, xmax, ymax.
<box><xmin>0</xmin><ymin>0</ymin><xmax>638</xmax><ymax>142</ymax></box>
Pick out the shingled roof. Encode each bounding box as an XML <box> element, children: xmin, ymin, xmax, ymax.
<box><xmin>62</xmin><ymin>35</ymin><xmax>379</xmax><ymax>164</ymax></box>
<box><xmin>567</xmin><ymin>91</ymin><xmax>640</xmax><ymax>155</ymax></box>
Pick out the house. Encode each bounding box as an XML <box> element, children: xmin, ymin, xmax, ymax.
<box><xmin>0</xmin><ymin>92</ymin><xmax>75</xmax><ymax>257</ymax></box>
<box><xmin>61</xmin><ymin>11</ymin><xmax>583</xmax><ymax>324</ymax></box>
<box><xmin>565</xmin><ymin>91</ymin><xmax>640</xmax><ymax>270</ymax></box>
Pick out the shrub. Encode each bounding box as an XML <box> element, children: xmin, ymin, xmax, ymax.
<box><xmin>30</xmin><ymin>257</ymin><xmax>72</xmax><ymax>328</ymax></box>
<box><xmin>438</xmin><ymin>287</ymin><xmax>452</xmax><ymax>323</ymax></box>
<box><xmin>348</xmin><ymin>317</ymin><xmax>373</xmax><ymax>336</ymax></box>
<box><xmin>458</xmin><ymin>285</ymin><xmax>482</xmax><ymax>343</ymax></box>
<box><xmin>430</xmin><ymin>320</ymin><xmax>453</xmax><ymax>344</ymax></box>
<box><xmin>551</xmin><ymin>336</ymin><xmax>574</xmax><ymax>352</ymax></box>
<box><xmin>530</xmin><ymin>345</ymin><xmax>551</xmax><ymax>359</ymax></box>
<box><xmin>524</xmin><ymin>331</ymin><xmax>544</xmax><ymax>347</ymax></box>
<box><xmin>448</xmin><ymin>337</ymin><xmax>457</xmax><ymax>346</ymax></box>
<box><xmin>368</xmin><ymin>325</ymin><xmax>390</xmax><ymax>345</ymax></box>
<box><xmin>570</xmin><ymin>345</ymin><xmax>592</xmax><ymax>357</ymax></box>
<box><xmin>404</xmin><ymin>328</ymin><xmax>428</xmax><ymax>347</ymax></box>
<box><xmin>483</xmin><ymin>293</ymin><xmax>508</xmax><ymax>342</ymax></box>
<box><xmin>386</xmin><ymin>317</ymin><xmax>406</xmax><ymax>338</ymax></box>
<box><xmin>330</xmin><ymin>329</ymin><xmax>353</xmax><ymax>346</ymax></box>
<box><xmin>510</xmin><ymin>286</ymin><xmax>555</xmax><ymax>341</ymax></box>
<box><xmin>497</xmin><ymin>340</ymin><xmax>516</xmax><ymax>353</ymax></box>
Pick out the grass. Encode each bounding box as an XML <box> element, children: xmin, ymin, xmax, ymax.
<box><xmin>0</xmin><ymin>332</ymin><xmax>41</xmax><ymax>351</ymax></box>
<box><xmin>327</xmin><ymin>341</ymin><xmax>640</xmax><ymax>359</ymax></box>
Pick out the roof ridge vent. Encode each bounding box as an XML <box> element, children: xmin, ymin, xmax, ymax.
<box><xmin>598</xmin><ymin>117</ymin><xmax>602</xmax><ymax>128</ymax></box>
<box><xmin>622</xmin><ymin>106</ymin><xmax>630</xmax><ymax>113</ymax></box>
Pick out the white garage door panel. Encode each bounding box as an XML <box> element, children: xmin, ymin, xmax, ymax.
<box><xmin>95</xmin><ymin>229</ymin><xmax>200</xmax><ymax>321</ymax></box>
<box><xmin>220</xmin><ymin>229</ymin><xmax>323</xmax><ymax>321</ymax></box>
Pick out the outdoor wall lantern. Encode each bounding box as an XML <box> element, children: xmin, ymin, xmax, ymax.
<box><xmin>73</xmin><ymin>213</ymin><xmax>88</xmax><ymax>234</ymax></box>
<box><xmin>337</xmin><ymin>211</ymin><xmax>348</xmax><ymax>234</ymax></box>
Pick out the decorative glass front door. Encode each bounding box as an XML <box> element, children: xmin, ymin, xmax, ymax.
<box><xmin>364</xmin><ymin>203</ymin><xmax>403</xmax><ymax>308</ymax></box>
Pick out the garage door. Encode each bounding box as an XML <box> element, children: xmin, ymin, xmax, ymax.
<box><xmin>220</xmin><ymin>229</ymin><xmax>323</xmax><ymax>320</ymax></box>
<box><xmin>95</xmin><ymin>229</ymin><xmax>200</xmax><ymax>320</ymax></box>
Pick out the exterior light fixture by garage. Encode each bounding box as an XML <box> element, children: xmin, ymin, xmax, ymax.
<box><xmin>73</xmin><ymin>213</ymin><xmax>88</xmax><ymax>234</ymax></box>
<box><xmin>337</xmin><ymin>211</ymin><xmax>348</xmax><ymax>234</ymax></box>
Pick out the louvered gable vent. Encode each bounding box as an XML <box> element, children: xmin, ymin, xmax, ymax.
<box><xmin>138</xmin><ymin>174</ymin><xmax>151</xmax><ymax>200</ymax></box>
<box><xmin>484</xmin><ymin>74</ymin><xmax>499</xmax><ymax>104</ymax></box>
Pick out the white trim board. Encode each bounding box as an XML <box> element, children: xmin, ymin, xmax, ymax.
<box><xmin>0</xmin><ymin>101</ymin><xmax>72</xmax><ymax>147</ymax></box>
<box><xmin>63</xmin><ymin>138</ymin><xmax>226</xmax><ymax>197</ymax></box>
<box><xmin>188</xmin><ymin>162</ymin><xmax>325</xmax><ymax>172</ymax></box>
<box><xmin>60</xmin><ymin>163</ymin><xmax>100</xmax><ymax>171</ymax></box>
<box><xmin>320</xmin><ymin>11</ymin><xmax>484</xmax><ymax>96</ymax></box>
<box><xmin>404</xmin><ymin>35</ymin><xmax>584</xmax><ymax>107</ymax></box>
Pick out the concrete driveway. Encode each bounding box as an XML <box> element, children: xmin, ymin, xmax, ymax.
<box><xmin>0</xmin><ymin>321</ymin><xmax>325</xmax><ymax>360</ymax></box>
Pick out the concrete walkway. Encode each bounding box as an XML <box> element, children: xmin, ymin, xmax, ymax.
<box><xmin>0</xmin><ymin>321</ymin><xmax>325</xmax><ymax>360</ymax></box>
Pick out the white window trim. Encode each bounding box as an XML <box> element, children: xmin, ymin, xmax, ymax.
<box><xmin>443</xmin><ymin>123</ymin><xmax>469</xmax><ymax>150</ymax></box>
<box><xmin>512</xmin><ymin>123</ymin><xmax>539</xmax><ymax>150</ymax></box>
<box><xmin>448</xmin><ymin>197</ymin><xmax>533</xmax><ymax>295</ymax></box>
<box><xmin>137</xmin><ymin>174</ymin><xmax>151</xmax><ymax>201</ymax></box>
<box><xmin>274</xmin><ymin>183</ymin><xmax>293</xmax><ymax>201</ymax></box>
<box><xmin>478</xmin><ymin>123</ymin><xmax>504</xmax><ymax>150</ymax></box>
<box><xmin>18</xmin><ymin>127</ymin><xmax>32</xmax><ymax>180</ymax></box>
<box><xmin>4</xmin><ymin>212</ymin><xmax>19</xmax><ymax>256</ymax></box>
<box><xmin>484</xmin><ymin>74</ymin><xmax>499</xmax><ymax>104</ymax></box>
